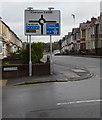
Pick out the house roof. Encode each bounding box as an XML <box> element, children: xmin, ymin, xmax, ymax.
<box><xmin>1</xmin><ymin>20</ymin><xmax>22</xmax><ymax>43</ymax></box>
<box><xmin>79</xmin><ymin>17</ymin><xmax>98</xmax><ymax>30</ymax></box>
<box><xmin>72</xmin><ymin>28</ymin><xmax>80</xmax><ymax>34</ymax></box>
<box><xmin>79</xmin><ymin>23</ymin><xmax>90</xmax><ymax>30</ymax></box>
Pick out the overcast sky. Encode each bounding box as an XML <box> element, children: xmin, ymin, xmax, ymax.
<box><xmin>0</xmin><ymin>0</ymin><xmax>102</xmax><ymax>43</ymax></box>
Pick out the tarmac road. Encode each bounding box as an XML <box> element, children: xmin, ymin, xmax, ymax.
<box><xmin>2</xmin><ymin>56</ymin><xmax>101</xmax><ymax>119</ymax></box>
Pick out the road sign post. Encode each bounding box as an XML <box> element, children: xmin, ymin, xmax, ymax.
<box><xmin>50</xmin><ymin>35</ymin><xmax>53</xmax><ymax>75</ymax></box>
<box><xmin>24</xmin><ymin>7</ymin><xmax>60</xmax><ymax>76</ymax></box>
<box><xmin>29</xmin><ymin>35</ymin><xmax>32</xmax><ymax>77</ymax></box>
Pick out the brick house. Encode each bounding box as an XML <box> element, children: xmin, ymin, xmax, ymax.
<box><xmin>0</xmin><ymin>19</ymin><xmax>22</xmax><ymax>59</ymax></box>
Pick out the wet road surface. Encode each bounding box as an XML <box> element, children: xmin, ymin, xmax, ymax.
<box><xmin>2</xmin><ymin>56</ymin><xmax>101</xmax><ymax>118</ymax></box>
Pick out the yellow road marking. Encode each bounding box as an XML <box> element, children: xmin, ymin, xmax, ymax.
<box><xmin>3</xmin><ymin>81</ymin><xmax>58</xmax><ymax>88</ymax></box>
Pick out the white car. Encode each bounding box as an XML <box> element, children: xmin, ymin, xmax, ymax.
<box><xmin>53</xmin><ymin>50</ymin><xmax>61</xmax><ymax>56</ymax></box>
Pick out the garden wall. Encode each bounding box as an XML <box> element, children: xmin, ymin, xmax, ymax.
<box><xmin>2</xmin><ymin>63</ymin><xmax>50</xmax><ymax>79</ymax></box>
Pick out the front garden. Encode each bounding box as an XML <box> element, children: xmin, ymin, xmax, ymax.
<box><xmin>2</xmin><ymin>42</ymin><xmax>50</xmax><ymax>78</ymax></box>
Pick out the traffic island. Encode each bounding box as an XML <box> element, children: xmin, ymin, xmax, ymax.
<box><xmin>52</xmin><ymin>63</ymin><xmax>93</xmax><ymax>82</ymax></box>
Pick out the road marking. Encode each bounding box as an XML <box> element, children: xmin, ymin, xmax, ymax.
<box><xmin>72</xmin><ymin>69</ymin><xmax>86</xmax><ymax>73</ymax></box>
<box><xmin>57</xmin><ymin>99</ymin><xmax>102</xmax><ymax>106</ymax></box>
<box><xmin>3</xmin><ymin>81</ymin><xmax>56</xmax><ymax>88</ymax></box>
<box><xmin>64</xmin><ymin>72</ymin><xmax>80</xmax><ymax>78</ymax></box>
<box><xmin>0</xmin><ymin>80</ymin><xmax>7</xmax><ymax>87</ymax></box>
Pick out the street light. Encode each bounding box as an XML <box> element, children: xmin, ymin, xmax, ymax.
<box><xmin>72</xmin><ymin>14</ymin><xmax>75</xmax><ymax>29</ymax></box>
<box><xmin>72</xmin><ymin>14</ymin><xmax>76</xmax><ymax>53</ymax></box>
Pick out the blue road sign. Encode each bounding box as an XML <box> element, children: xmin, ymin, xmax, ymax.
<box><xmin>26</xmin><ymin>26</ymin><xmax>40</xmax><ymax>30</ymax></box>
<box><xmin>46</xmin><ymin>23</ymin><xmax>60</xmax><ymax>35</ymax></box>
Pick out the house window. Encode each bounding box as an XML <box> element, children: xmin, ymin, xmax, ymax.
<box><xmin>82</xmin><ymin>30</ymin><xmax>86</xmax><ymax>37</ymax></box>
<box><xmin>2</xmin><ymin>42</ymin><xmax>7</xmax><ymax>57</ymax></box>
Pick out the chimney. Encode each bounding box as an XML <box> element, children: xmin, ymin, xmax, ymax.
<box><xmin>91</xmin><ymin>17</ymin><xmax>97</xmax><ymax>23</ymax></box>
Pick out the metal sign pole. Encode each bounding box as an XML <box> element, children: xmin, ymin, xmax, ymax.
<box><xmin>50</xmin><ymin>35</ymin><xmax>53</xmax><ymax>75</ymax></box>
<box><xmin>25</xmin><ymin>7</ymin><xmax>60</xmax><ymax>76</ymax></box>
<box><xmin>27</xmin><ymin>35</ymin><xmax>28</xmax><ymax>43</ymax></box>
<box><xmin>29</xmin><ymin>35</ymin><xmax>32</xmax><ymax>76</ymax></box>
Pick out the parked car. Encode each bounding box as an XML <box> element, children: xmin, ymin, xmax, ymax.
<box><xmin>53</xmin><ymin>50</ymin><xmax>61</xmax><ymax>56</ymax></box>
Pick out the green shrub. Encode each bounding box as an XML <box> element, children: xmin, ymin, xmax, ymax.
<box><xmin>21</xmin><ymin>42</ymin><xmax>43</xmax><ymax>64</ymax></box>
<box><xmin>20</xmin><ymin>48</ymin><xmax>29</xmax><ymax>64</ymax></box>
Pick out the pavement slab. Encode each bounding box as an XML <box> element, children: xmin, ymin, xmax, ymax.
<box><xmin>64</xmin><ymin>72</ymin><xmax>80</xmax><ymax>78</ymax></box>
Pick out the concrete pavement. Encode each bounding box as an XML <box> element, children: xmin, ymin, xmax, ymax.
<box><xmin>2</xmin><ymin>65</ymin><xmax>92</xmax><ymax>87</ymax></box>
<box><xmin>2</xmin><ymin>54</ymin><xmax>97</xmax><ymax>87</ymax></box>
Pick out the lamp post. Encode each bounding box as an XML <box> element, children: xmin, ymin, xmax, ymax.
<box><xmin>72</xmin><ymin>14</ymin><xmax>76</xmax><ymax>52</ymax></box>
<box><xmin>72</xmin><ymin>14</ymin><xmax>75</xmax><ymax>30</ymax></box>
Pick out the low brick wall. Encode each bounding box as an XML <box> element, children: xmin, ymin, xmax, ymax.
<box><xmin>2</xmin><ymin>63</ymin><xmax>50</xmax><ymax>79</ymax></box>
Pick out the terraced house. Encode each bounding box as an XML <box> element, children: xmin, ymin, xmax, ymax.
<box><xmin>98</xmin><ymin>12</ymin><xmax>102</xmax><ymax>55</ymax></box>
<box><xmin>0</xmin><ymin>18</ymin><xmax>22</xmax><ymax>59</ymax></box>
<box><xmin>61</xmin><ymin>14</ymin><xmax>102</xmax><ymax>55</ymax></box>
<box><xmin>0</xmin><ymin>17</ymin><xmax>2</xmax><ymax>58</ymax></box>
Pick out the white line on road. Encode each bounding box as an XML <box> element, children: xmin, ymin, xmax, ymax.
<box><xmin>57</xmin><ymin>99</ymin><xmax>102</xmax><ymax>106</ymax></box>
